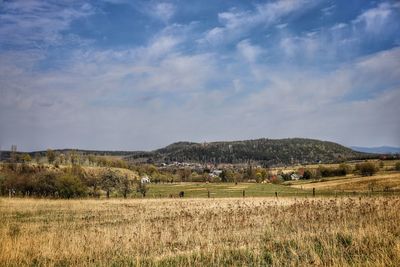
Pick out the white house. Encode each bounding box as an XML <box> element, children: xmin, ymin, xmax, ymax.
<box><xmin>140</xmin><ymin>175</ymin><xmax>151</xmax><ymax>184</ymax></box>
<box><xmin>290</xmin><ymin>173</ymin><xmax>300</xmax><ymax>180</ymax></box>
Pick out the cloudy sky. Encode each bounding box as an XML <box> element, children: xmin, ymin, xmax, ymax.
<box><xmin>0</xmin><ymin>0</ymin><xmax>399</xmax><ymax>151</ymax></box>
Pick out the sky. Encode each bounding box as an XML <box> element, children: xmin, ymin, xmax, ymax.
<box><xmin>0</xmin><ymin>0</ymin><xmax>399</xmax><ymax>151</ymax></box>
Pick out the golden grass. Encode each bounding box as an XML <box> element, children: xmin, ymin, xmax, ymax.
<box><xmin>1</xmin><ymin>197</ymin><xmax>400</xmax><ymax>266</ymax></box>
<box><xmin>291</xmin><ymin>172</ymin><xmax>400</xmax><ymax>192</ymax></box>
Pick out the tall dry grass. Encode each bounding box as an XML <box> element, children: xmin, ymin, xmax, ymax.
<box><xmin>1</xmin><ymin>197</ymin><xmax>399</xmax><ymax>266</ymax></box>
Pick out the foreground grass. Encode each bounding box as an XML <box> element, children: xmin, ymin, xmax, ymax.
<box><xmin>1</xmin><ymin>197</ymin><xmax>400</xmax><ymax>266</ymax></box>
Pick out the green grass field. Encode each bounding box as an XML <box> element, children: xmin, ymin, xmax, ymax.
<box><xmin>138</xmin><ymin>182</ymin><xmax>311</xmax><ymax>198</ymax></box>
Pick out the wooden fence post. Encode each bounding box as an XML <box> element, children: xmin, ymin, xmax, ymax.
<box><xmin>243</xmin><ymin>190</ymin><xmax>245</xmax><ymax>198</ymax></box>
<box><xmin>275</xmin><ymin>192</ymin><xmax>278</xmax><ymax>198</ymax></box>
<box><xmin>208</xmin><ymin>190</ymin><xmax>210</xmax><ymax>198</ymax></box>
<box><xmin>312</xmin><ymin>188</ymin><xmax>315</xmax><ymax>197</ymax></box>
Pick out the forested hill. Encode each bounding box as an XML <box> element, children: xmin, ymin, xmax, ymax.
<box><xmin>126</xmin><ymin>138</ymin><xmax>371</xmax><ymax>165</ymax></box>
<box><xmin>0</xmin><ymin>138</ymin><xmax>375</xmax><ymax>166</ymax></box>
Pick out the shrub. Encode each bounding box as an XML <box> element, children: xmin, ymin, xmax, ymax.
<box><xmin>0</xmin><ymin>174</ymin><xmax>6</xmax><ymax>195</ymax></box>
<box><xmin>100</xmin><ymin>169</ymin><xmax>120</xmax><ymax>198</ymax></box>
<box><xmin>395</xmin><ymin>162</ymin><xmax>400</xmax><ymax>171</ymax></box>
<box><xmin>33</xmin><ymin>172</ymin><xmax>58</xmax><ymax>197</ymax></box>
<box><xmin>270</xmin><ymin>175</ymin><xmax>283</xmax><ymax>184</ymax></box>
<box><xmin>136</xmin><ymin>181</ymin><xmax>148</xmax><ymax>197</ymax></box>
<box><xmin>280</xmin><ymin>173</ymin><xmax>291</xmax><ymax>181</ymax></box>
<box><xmin>302</xmin><ymin>170</ymin><xmax>313</xmax><ymax>180</ymax></box>
<box><xmin>379</xmin><ymin>161</ymin><xmax>384</xmax><ymax>169</ymax></box>
<box><xmin>355</xmin><ymin>162</ymin><xmax>377</xmax><ymax>176</ymax></box>
<box><xmin>318</xmin><ymin>165</ymin><xmax>348</xmax><ymax>177</ymax></box>
<box><xmin>55</xmin><ymin>174</ymin><xmax>87</xmax><ymax>198</ymax></box>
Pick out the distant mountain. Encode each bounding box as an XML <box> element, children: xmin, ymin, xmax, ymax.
<box><xmin>351</xmin><ymin>146</ymin><xmax>400</xmax><ymax>154</ymax></box>
<box><xmin>126</xmin><ymin>138</ymin><xmax>372</xmax><ymax>166</ymax></box>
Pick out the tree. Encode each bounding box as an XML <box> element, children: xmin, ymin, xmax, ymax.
<box><xmin>10</xmin><ymin>145</ymin><xmax>17</xmax><ymax>163</ymax></box>
<box><xmin>339</xmin><ymin>163</ymin><xmax>351</xmax><ymax>174</ymax></box>
<box><xmin>177</xmin><ymin>168</ymin><xmax>191</xmax><ymax>182</ymax></box>
<box><xmin>260</xmin><ymin>168</ymin><xmax>269</xmax><ymax>180</ymax></box>
<box><xmin>118</xmin><ymin>175</ymin><xmax>133</xmax><ymax>198</ymax></box>
<box><xmin>136</xmin><ymin>181</ymin><xmax>148</xmax><ymax>197</ymax></box>
<box><xmin>356</xmin><ymin>162</ymin><xmax>377</xmax><ymax>176</ymax></box>
<box><xmin>83</xmin><ymin>173</ymin><xmax>100</xmax><ymax>197</ymax></box>
<box><xmin>22</xmin><ymin>154</ymin><xmax>32</xmax><ymax>163</ymax></box>
<box><xmin>69</xmin><ymin>150</ymin><xmax>79</xmax><ymax>165</ymax></box>
<box><xmin>46</xmin><ymin>149</ymin><xmax>56</xmax><ymax>164</ymax></box>
<box><xmin>395</xmin><ymin>162</ymin><xmax>400</xmax><ymax>171</ymax></box>
<box><xmin>379</xmin><ymin>161</ymin><xmax>384</xmax><ymax>169</ymax></box>
<box><xmin>34</xmin><ymin>153</ymin><xmax>41</xmax><ymax>164</ymax></box>
<box><xmin>302</xmin><ymin>169</ymin><xmax>313</xmax><ymax>180</ymax></box>
<box><xmin>33</xmin><ymin>171</ymin><xmax>57</xmax><ymax>197</ymax></box>
<box><xmin>220</xmin><ymin>169</ymin><xmax>234</xmax><ymax>182</ymax></box>
<box><xmin>244</xmin><ymin>164</ymin><xmax>256</xmax><ymax>180</ymax></box>
<box><xmin>100</xmin><ymin>169</ymin><xmax>120</xmax><ymax>198</ymax></box>
<box><xmin>55</xmin><ymin>173</ymin><xmax>87</xmax><ymax>198</ymax></box>
<box><xmin>255</xmin><ymin>172</ymin><xmax>263</xmax><ymax>183</ymax></box>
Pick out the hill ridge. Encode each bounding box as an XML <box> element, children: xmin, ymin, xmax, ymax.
<box><xmin>127</xmin><ymin>138</ymin><xmax>371</xmax><ymax>165</ymax></box>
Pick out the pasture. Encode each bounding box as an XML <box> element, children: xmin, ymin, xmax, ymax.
<box><xmin>143</xmin><ymin>182</ymin><xmax>309</xmax><ymax>198</ymax></box>
<box><xmin>1</xmin><ymin>197</ymin><xmax>400</xmax><ymax>266</ymax></box>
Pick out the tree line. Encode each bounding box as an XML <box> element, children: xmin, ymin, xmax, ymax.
<box><xmin>0</xmin><ymin>163</ymin><xmax>145</xmax><ymax>198</ymax></box>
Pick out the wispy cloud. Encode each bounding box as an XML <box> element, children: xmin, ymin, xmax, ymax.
<box><xmin>150</xmin><ymin>2</ymin><xmax>175</xmax><ymax>23</ymax></box>
<box><xmin>353</xmin><ymin>2</ymin><xmax>398</xmax><ymax>34</ymax></box>
<box><xmin>0</xmin><ymin>0</ymin><xmax>94</xmax><ymax>49</ymax></box>
<box><xmin>201</xmin><ymin>0</ymin><xmax>319</xmax><ymax>45</ymax></box>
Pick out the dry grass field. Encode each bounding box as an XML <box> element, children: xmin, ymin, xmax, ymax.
<box><xmin>291</xmin><ymin>172</ymin><xmax>400</xmax><ymax>192</ymax></box>
<box><xmin>1</xmin><ymin>197</ymin><xmax>400</xmax><ymax>266</ymax></box>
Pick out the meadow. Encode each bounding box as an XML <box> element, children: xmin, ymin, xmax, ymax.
<box><xmin>1</xmin><ymin>196</ymin><xmax>400</xmax><ymax>266</ymax></box>
<box><xmin>143</xmin><ymin>182</ymin><xmax>309</xmax><ymax>198</ymax></box>
<box><xmin>289</xmin><ymin>171</ymin><xmax>400</xmax><ymax>193</ymax></box>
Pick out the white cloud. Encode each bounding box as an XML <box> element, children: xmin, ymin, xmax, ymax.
<box><xmin>3</xmin><ymin>41</ymin><xmax>400</xmax><ymax>150</ymax></box>
<box><xmin>353</xmin><ymin>3</ymin><xmax>394</xmax><ymax>34</ymax></box>
<box><xmin>236</xmin><ymin>39</ymin><xmax>264</xmax><ymax>63</ymax></box>
<box><xmin>202</xmin><ymin>0</ymin><xmax>318</xmax><ymax>45</ymax></box>
<box><xmin>331</xmin><ymin>23</ymin><xmax>347</xmax><ymax>31</ymax></box>
<box><xmin>0</xmin><ymin>0</ymin><xmax>94</xmax><ymax>48</ymax></box>
<box><xmin>321</xmin><ymin>4</ymin><xmax>335</xmax><ymax>16</ymax></box>
<box><xmin>148</xmin><ymin>2</ymin><xmax>175</xmax><ymax>23</ymax></box>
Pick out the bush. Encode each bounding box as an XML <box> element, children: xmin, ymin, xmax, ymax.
<box><xmin>270</xmin><ymin>175</ymin><xmax>283</xmax><ymax>184</ymax></box>
<box><xmin>355</xmin><ymin>162</ymin><xmax>377</xmax><ymax>176</ymax></box>
<box><xmin>0</xmin><ymin>174</ymin><xmax>6</xmax><ymax>195</ymax></box>
<box><xmin>33</xmin><ymin>172</ymin><xmax>58</xmax><ymax>196</ymax></box>
<box><xmin>136</xmin><ymin>181</ymin><xmax>148</xmax><ymax>197</ymax></box>
<box><xmin>318</xmin><ymin>165</ymin><xmax>348</xmax><ymax>177</ymax></box>
<box><xmin>395</xmin><ymin>162</ymin><xmax>400</xmax><ymax>171</ymax></box>
<box><xmin>302</xmin><ymin>170</ymin><xmax>313</xmax><ymax>180</ymax></box>
<box><xmin>280</xmin><ymin>173</ymin><xmax>291</xmax><ymax>181</ymax></box>
<box><xmin>55</xmin><ymin>174</ymin><xmax>87</xmax><ymax>198</ymax></box>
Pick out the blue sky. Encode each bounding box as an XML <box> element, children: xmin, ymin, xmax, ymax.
<box><xmin>0</xmin><ymin>0</ymin><xmax>399</xmax><ymax>151</ymax></box>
